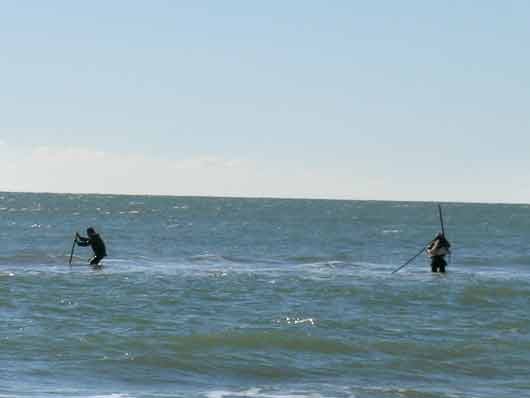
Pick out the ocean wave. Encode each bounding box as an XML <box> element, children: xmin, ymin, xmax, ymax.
<box><xmin>87</xmin><ymin>395</ymin><xmax>133</xmax><ymax>398</ymax></box>
<box><xmin>0</xmin><ymin>252</ymin><xmax>65</xmax><ymax>266</ymax></box>
<box><xmin>373</xmin><ymin>339</ymin><xmax>488</xmax><ymax>362</ymax></box>
<box><xmin>59</xmin><ymin>330</ymin><xmax>358</xmax><ymax>374</ymax></box>
<box><xmin>189</xmin><ymin>254</ymin><xmax>229</xmax><ymax>263</ymax></box>
<box><xmin>458</xmin><ymin>283</ymin><xmax>530</xmax><ymax>305</ymax></box>
<box><xmin>460</xmin><ymin>255</ymin><xmax>530</xmax><ymax>267</ymax></box>
<box><xmin>204</xmin><ymin>384</ymin><xmax>472</xmax><ymax>398</ymax></box>
<box><xmin>159</xmin><ymin>331</ymin><xmax>353</xmax><ymax>354</ymax></box>
<box><xmin>346</xmin><ymin>384</ymin><xmax>466</xmax><ymax>398</ymax></box>
<box><xmin>193</xmin><ymin>255</ymin><xmax>282</xmax><ymax>266</ymax></box>
<box><xmin>205</xmin><ymin>387</ymin><xmax>322</xmax><ymax>398</ymax></box>
<box><xmin>283</xmin><ymin>254</ymin><xmax>353</xmax><ymax>266</ymax></box>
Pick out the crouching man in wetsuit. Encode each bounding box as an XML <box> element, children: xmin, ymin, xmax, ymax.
<box><xmin>427</xmin><ymin>232</ymin><xmax>451</xmax><ymax>273</ymax></box>
<box><xmin>76</xmin><ymin>227</ymin><xmax>107</xmax><ymax>266</ymax></box>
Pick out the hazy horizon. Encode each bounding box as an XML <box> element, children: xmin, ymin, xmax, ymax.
<box><xmin>2</xmin><ymin>186</ymin><xmax>528</xmax><ymax>206</ymax></box>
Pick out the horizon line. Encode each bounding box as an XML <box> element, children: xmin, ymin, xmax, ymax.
<box><xmin>1</xmin><ymin>189</ymin><xmax>528</xmax><ymax>206</ymax></box>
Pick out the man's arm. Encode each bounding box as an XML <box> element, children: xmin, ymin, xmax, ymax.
<box><xmin>427</xmin><ymin>239</ymin><xmax>440</xmax><ymax>256</ymax></box>
<box><xmin>76</xmin><ymin>233</ymin><xmax>90</xmax><ymax>247</ymax></box>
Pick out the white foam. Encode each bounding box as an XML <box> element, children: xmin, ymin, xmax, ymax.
<box><xmin>206</xmin><ymin>387</ymin><xmax>322</xmax><ymax>398</ymax></box>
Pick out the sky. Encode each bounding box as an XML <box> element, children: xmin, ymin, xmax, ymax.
<box><xmin>1</xmin><ymin>1</ymin><xmax>529</xmax><ymax>203</ymax></box>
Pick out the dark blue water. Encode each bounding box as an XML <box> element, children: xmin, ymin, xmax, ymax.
<box><xmin>1</xmin><ymin>193</ymin><xmax>529</xmax><ymax>397</ymax></box>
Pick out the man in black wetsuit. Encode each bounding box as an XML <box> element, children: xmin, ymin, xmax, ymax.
<box><xmin>76</xmin><ymin>227</ymin><xmax>107</xmax><ymax>266</ymax></box>
<box><xmin>427</xmin><ymin>232</ymin><xmax>451</xmax><ymax>273</ymax></box>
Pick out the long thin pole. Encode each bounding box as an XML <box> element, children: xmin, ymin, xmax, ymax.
<box><xmin>438</xmin><ymin>204</ymin><xmax>445</xmax><ymax>236</ymax></box>
<box><xmin>68</xmin><ymin>235</ymin><xmax>76</xmax><ymax>265</ymax></box>
<box><xmin>393</xmin><ymin>205</ymin><xmax>446</xmax><ymax>274</ymax></box>
<box><xmin>391</xmin><ymin>245</ymin><xmax>428</xmax><ymax>274</ymax></box>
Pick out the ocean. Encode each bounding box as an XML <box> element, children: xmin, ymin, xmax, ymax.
<box><xmin>1</xmin><ymin>192</ymin><xmax>529</xmax><ymax>398</ymax></box>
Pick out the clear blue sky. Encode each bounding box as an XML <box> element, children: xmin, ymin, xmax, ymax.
<box><xmin>1</xmin><ymin>1</ymin><xmax>529</xmax><ymax>202</ymax></box>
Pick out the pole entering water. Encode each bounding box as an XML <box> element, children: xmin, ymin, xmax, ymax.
<box><xmin>68</xmin><ymin>234</ymin><xmax>77</xmax><ymax>265</ymax></box>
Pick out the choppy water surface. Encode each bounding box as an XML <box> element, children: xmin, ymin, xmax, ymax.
<box><xmin>1</xmin><ymin>193</ymin><xmax>529</xmax><ymax>397</ymax></box>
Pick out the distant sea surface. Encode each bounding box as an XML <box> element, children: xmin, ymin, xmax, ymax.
<box><xmin>1</xmin><ymin>192</ymin><xmax>529</xmax><ymax>398</ymax></box>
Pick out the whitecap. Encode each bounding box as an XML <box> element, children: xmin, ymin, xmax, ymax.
<box><xmin>206</xmin><ymin>388</ymin><xmax>321</xmax><ymax>398</ymax></box>
<box><xmin>277</xmin><ymin>317</ymin><xmax>317</xmax><ymax>326</ymax></box>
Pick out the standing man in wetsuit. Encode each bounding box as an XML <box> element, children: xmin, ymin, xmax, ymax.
<box><xmin>76</xmin><ymin>227</ymin><xmax>107</xmax><ymax>266</ymax></box>
<box><xmin>427</xmin><ymin>232</ymin><xmax>451</xmax><ymax>273</ymax></box>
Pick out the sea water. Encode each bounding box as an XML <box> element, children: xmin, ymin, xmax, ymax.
<box><xmin>1</xmin><ymin>192</ymin><xmax>529</xmax><ymax>398</ymax></box>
